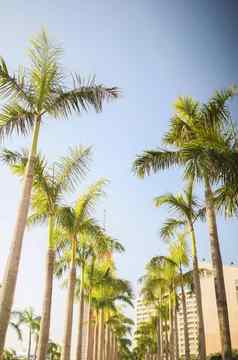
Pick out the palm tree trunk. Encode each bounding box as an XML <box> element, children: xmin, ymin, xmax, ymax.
<box><xmin>156</xmin><ymin>317</ymin><xmax>161</xmax><ymax>360</ymax></box>
<box><xmin>76</xmin><ymin>264</ymin><xmax>85</xmax><ymax>360</ymax></box>
<box><xmin>204</xmin><ymin>178</ymin><xmax>232</xmax><ymax>360</ymax></box>
<box><xmin>174</xmin><ymin>306</ymin><xmax>179</xmax><ymax>360</ymax></box>
<box><xmin>86</xmin><ymin>303</ymin><xmax>94</xmax><ymax>360</ymax></box>
<box><xmin>37</xmin><ymin>247</ymin><xmax>55</xmax><ymax>360</ymax></box>
<box><xmin>164</xmin><ymin>319</ymin><xmax>169</xmax><ymax>360</ymax></box>
<box><xmin>61</xmin><ymin>264</ymin><xmax>76</xmax><ymax>360</ymax></box>
<box><xmin>169</xmin><ymin>293</ymin><xmax>174</xmax><ymax>360</ymax></box>
<box><xmin>180</xmin><ymin>266</ymin><xmax>190</xmax><ymax>360</ymax></box>
<box><xmin>97</xmin><ymin>309</ymin><xmax>105</xmax><ymax>360</ymax></box>
<box><xmin>0</xmin><ymin>118</ymin><xmax>41</xmax><ymax>358</ymax></box>
<box><xmin>188</xmin><ymin>221</ymin><xmax>206</xmax><ymax>360</ymax></box>
<box><xmin>108</xmin><ymin>330</ymin><xmax>113</xmax><ymax>360</ymax></box>
<box><xmin>27</xmin><ymin>328</ymin><xmax>32</xmax><ymax>360</ymax></box>
<box><xmin>104</xmin><ymin>325</ymin><xmax>110</xmax><ymax>360</ymax></box>
<box><xmin>93</xmin><ymin>319</ymin><xmax>99</xmax><ymax>360</ymax></box>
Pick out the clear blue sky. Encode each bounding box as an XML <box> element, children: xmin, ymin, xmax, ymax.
<box><xmin>0</xmin><ymin>0</ymin><xmax>238</xmax><ymax>351</ymax></box>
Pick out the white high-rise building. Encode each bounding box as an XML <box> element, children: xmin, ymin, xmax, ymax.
<box><xmin>135</xmin><ymin>297</ymin><xmax>156</xmax><ymax>328</ymax></box>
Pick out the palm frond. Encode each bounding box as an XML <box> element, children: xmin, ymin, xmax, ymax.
<box><xmin>154</xmin><ymin>193</ymin><xmax>190</xmax><ymax>218</ymax></box>
<box><xmin>75</xmin><ymin>178</ymin><xmax>108</xmax><ymax>224</ymax></box>
<box><xmin>214</xmin><ymin>184</ymin><xmax>238</xmax><ymax>218</ymax></box>
<box><xmin>0</xmin><ymin>57</ymin><xmax>33</xmax><ymax>105</ymax></box>
<box><xmin>160</xmin><ymin>218</ymin><xmax>186</xmax><ymax>240</ymax></box>
<box><xmin>27</xmin><ymin>212</ymin><xmax>48</xmax><ymax>228</ymax></box>
<box><xmin>55</xmin><ymin>146</ymin><xmax>92</xmax><ymax>192</ymax></box>
<box><xmin>29</xmin><ymin>30</ymin><xmax>64</xmax><ymax>111</ymax></box>
<box><xmin>46</xmin><ymin>74</ymin><xmax>120</xmax><ymax>118</ymax></box>
<box><xmin>133</xmin><ymin>149</ymin><xmax>182</xmax><ymax>178</ymax></box>
<box><xmin>0</xmin><ymin>103</ymin><xmax>35</xmax><ymax>139</ymax></box>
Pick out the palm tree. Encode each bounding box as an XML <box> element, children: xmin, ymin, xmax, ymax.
<box><xmin>154</xmin><ymin>181</ymin><xmax>206</xmax><ymax>360</ymax></box>
<box><xmin>85</xmin><ymin>265</ymin><xmax>133</xmax><ymax>360</ymax></box>
<box><xmin>133</xmin><ymin>88</ymin><xmax>237</xmax><ymax>360</ymax></box>
<box><xmin>13</xmin><ymin>307</ymin><xmax>41</xmax><ymax>360</ymax></box>
<box><xmin>0</xmin><ymin>30</ymin><xmax>119</xmax><ymax>356</ymax></box>
<box><xmin>2</xmin><ymin>146</ymin><xmax>91</xmax><ymax>360</ymax></box>
<box><xmin>169</xmin><ymin>234</ymin><xmax>191</xmax><ymax>360</ymax></box>
<box><xmin>54</xmin><ymin>178</ymin><xmax>107</xmax><ymax>360</ymax></box>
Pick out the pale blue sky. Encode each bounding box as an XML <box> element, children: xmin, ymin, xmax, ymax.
<box><xmin>0</xmin><ymin>0</ymin><xmax>238</xmax><ymax>351</ymax></box>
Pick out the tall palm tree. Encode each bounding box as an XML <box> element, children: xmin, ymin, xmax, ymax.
<box><xmin>2</xmin><ymin>146</ymin><xmax>91</xmax><ymax>360</ymax></box>
<box><xmin>0</xmin><ymin>30</ymin><xmax>119</xmax><ymax>356</ymax></box>
<box><xmin>54</xmin><ymin>179</ymin><xmax>107</xmax><ymax>360</ymax></box>
<box><xmin>133</xmin><ymin>88</ymin><xmax>237</xmax><ymax>360</ymax></box>
<box><xmin>169</xmin><ymin>234</ymin><xmax>191</xmax><ymax>360</ymax></box>
<box><xmin>154</xmin><ymin>181</ymin><xmax>206</xmax><ymax>360</ymax></box>
<box><xmin>85</xmin><ymin>266</ymin><xmax>133</xmax><ymax>360</ymax></box>
<box><xmin>141</xmin><ymin>257</ymin><xmax>176</xmax><ymax>360</ymax></box>
<box><xmin>13</xmin><ymin>307</ymin><xmax>41</xmax><ymax>360</ymax></box>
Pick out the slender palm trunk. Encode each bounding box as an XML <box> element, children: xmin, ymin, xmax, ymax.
<box><xmin>93</xmin><ymin>318</ymin><xmax>99</xmax><ymax>360</ymax></box>
<box><xmin>0</xmin><ymin>118</ymin><xmax>41</xmax><ymax>358</ymax></box>
<box><xmin>104</xmin><ymin>325</ymin><xmax>110</xmax><ymax>360</ymax></box>
<box><xmin>188</xmin><ymin>221</ymin><xmax>206</xmax><ymax>360</ymax></box>
<box><xmin>86</xmin><ymin>303</ymin><xmax>94</xmax><ymax>360</ymax></box>
<box><xmin>174</xmin><ymin>307</ymin><xmax>179</xmax><ymax>360</ymax></box>
<box><xmin>27</xmin><ymin>328</ymin><xmax>32</xmax><ymax>360</ymax></box>
<box><xmin>164</xmin><ymin>319</ymin><xmax>169</xmax><ymax>360</ymax></box>
<box><xmin>76</xmin><ymin>263</ymin><xmax>85</xmax><ymax>360</ymax></box>
<box><xmin>37</xmin><ymin>247</ymin><xmax>55</xmax><ymax>360</ymax></box>
<box><xmin>97</xmin><ymin>309</ymin><xmax>105</xmax><ymax>360</ymax></box>
<box><xmin>169</xmin><ymin>293</ymin><xmax>174</xmax><ymax>360</ymax></box>
<box><xmin>180</xmin><ymin>266</ymin><xmax>190</xmax><ymax>360</ymax></box>
<box><xmin>156</xmin><ymin>317</ymin><xmax>161</xmax><ymax>360</ymax></box>
<box><xmin>204</xmin><ymin>178</ymin><xmax>232</xmax><ymax>360</ymax></box>
<box><xmin>61</xmin><ymin>263</ymin><xmax>76</xmax><ymax>360</ymax></box>
<box><xmin>108</xmin><ymin>330</ymin><xmax>113</xmax><ymax>360</ymax></box>
<box><xmin>109</xmin><ymin>333</ymin><xmax>113</xmax><ymax>360</ymax></box>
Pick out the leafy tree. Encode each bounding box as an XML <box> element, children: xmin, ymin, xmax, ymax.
<box><xmin>12</xmin><ymin>307</ymin><xmax>40</xmax><ymax>360</ymax></box>
<box><xmin>2</xmin><ymin>146</ymin><xmax>91</xmax><ymax>360</ymax></box>
<box><xmin>133</xmin><ymin>88</ymin><xmax>238</xmax><ymax>360</ymax></box>
<box><xmin>154</xmin><ymin>181</ymin><xmax>207</xmax><ymax>360</ymax></box>
<box><xmin>54</xmin><ymin>179</ymin><xmax>107</xmax><ymax>360</ymax></box>
<box><xmin>0</xmin><ymin>29</ymin><xmax>119</xmax><ymax>356</ymax></box>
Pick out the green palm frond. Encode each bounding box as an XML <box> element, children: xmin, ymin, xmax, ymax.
<box><xmin>0</xmin><ymin>57</ymin><xmax>33</xmax><ymax>104</ymax></box>
<box><xmin>55</xmin><ymin>146</ymin><xmax>92</xmax><ymax>192</ymax></box>
<box><xmin>27</xmin><ymin>212</ymin><xmax>48</xmax><ymax>227</ymax></box>
<box><xmin>169</xmin><ymin>233</ymin><xmax>190</xmax><ymax>267</ymax></box>
<box><xmin>214</xmin><ymin>184</ymin><xmax>238</xmax><ymax>217</ymax></box>
<box><xmin>46</xmin><ymin>74</ymin><xmax>119</xmax><ymax>118</ymax></box>
<box><xmin>155</xmin><ymin>193</ymin><xmax>190</xmax><ymax>218</ymax></box>
<box><xmin>29</xmin><ymin>30</ymin><xmax>64</xmax><ymax>111</ymax></box>
<box><xmin>74</xmin><ymin>178</ymin><xmax>108</xmax><ymax>225</ymax></box>
<box><xmin>0</xmin><ymin>103</ymin><xmax>35</xmax><ymax>139</ymax></box>
<box><xmin>133</xmin><ymin>149</ymin><xmax>182</xmax><ymax>178</ymax></box>
<box><xmin>160</xmin><ymin>217</ymin><xmax>186</xmax><ymax>240</ymax></box>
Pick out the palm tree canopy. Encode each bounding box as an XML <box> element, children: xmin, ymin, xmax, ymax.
<box><xmin>0</xmin><ymin>30</ymin><xmax>119</xmax><ymax>139</ymax></box>
<box><xmin>133</xmin><ymin>88</ymin><xmax>238</xmax><ymax>186</ymax></box>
